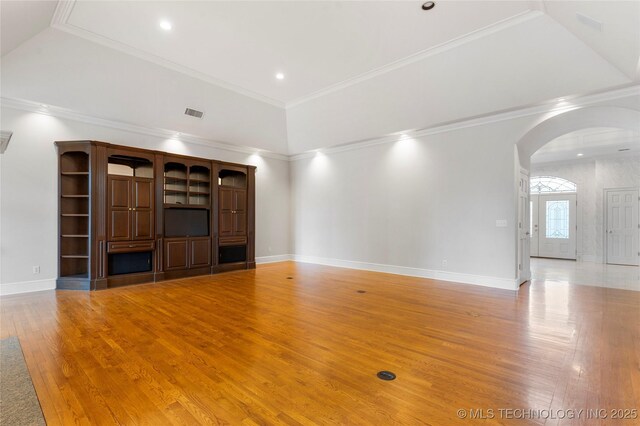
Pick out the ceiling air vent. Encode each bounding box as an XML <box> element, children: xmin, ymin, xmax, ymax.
<box><xmin>184</xmin><ymin>108</ymin><xmax>204</xmax><ymax>119</ymax></box>
<box><xmin>0</xmin><ymin>130</ymin><xmax>13</xmax><ymax>154</ymax></box>
<box><xmin>576</xmin><ymin>12</ymin><xmax>603</xmax><ymax>32</ymax></box>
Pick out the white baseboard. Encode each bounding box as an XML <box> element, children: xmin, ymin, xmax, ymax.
<box><xmin>0</xmin><ymin>256</ymin><xmax>519</xmax><ymax>295</ymax></box>
<box><xmin>256</xmin><ymin>254</ymin><xmax>293</xmax><ymax>264</ymax></box>
<box><xmin>0</xmin><ymin>278</ymin><xmax>56</xmax><ymax>296</ymax></box>
<box><xmin>519</xmin><ymin>271</ymin><xmax>531</xmax><ymax>284</ymax></box>
<box><xmin>292</xmin><ymin>255</ymin><xmax>519</xmax><ymax>291</ymax></box>
<box><xmin>581</xmin><ymin>255</ymin><xmax>602</xmax><ymax>263</ymax></box>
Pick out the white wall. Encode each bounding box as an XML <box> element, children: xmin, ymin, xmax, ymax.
<box><xmin>290</xmin><ymin>119</ymin><xmax>529</xmax><ymax>289</ymax></box>
<box><xmin>531</xmin><ymin>154</ymin><xmax>640</xmax><ymax>262</ymax></box>
<box><xmin>0</xmin><ymin>107</ymin><xmax>291</xmax><ymax>294</ymax></box>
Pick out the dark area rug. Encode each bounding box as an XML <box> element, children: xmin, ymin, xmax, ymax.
<box><xmin>0</xmin><ymin>336</ymin><xmax>46</xmax><ymax>425</ymax></box>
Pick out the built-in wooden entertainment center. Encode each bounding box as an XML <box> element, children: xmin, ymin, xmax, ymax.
<box><xmin>55</xmin><ymin>141</ymin><xmax>256</xmax><ymax>290</ymax></box>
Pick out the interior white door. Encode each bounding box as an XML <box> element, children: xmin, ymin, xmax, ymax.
<box><xmin>606</xmin><ymin>189</ymin><xmax>639</xmax><ymax>266</ymax></box>
<box><xmin>530</xmin><ymin>195</ymin><xmax>539</xmax><ymax>257</ymax></box>
<box><xmin>538</xmin><ymin>193</ymin><xmax>577</xmax><ymax>260</ymax></box>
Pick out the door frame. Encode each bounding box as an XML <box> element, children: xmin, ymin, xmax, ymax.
<box><xmin>604</xmin><ymin>187</ymin><xmax>640</xmax><ymax>265</ymax></box>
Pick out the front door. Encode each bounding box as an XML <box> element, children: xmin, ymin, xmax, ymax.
<box><xmin>537</xmin><ymin>193</ymin><xmax>577</xmax><ymax>260</ymax></box>
<box><xmin>606</xmin><ymin>189</ymin><xmax>639</xmax><ymax>266</ymax></box>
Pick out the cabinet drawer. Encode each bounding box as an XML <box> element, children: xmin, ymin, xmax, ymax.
<box><xmin>108</xmin><ymin>240</ymin><xmax>155</xmax><ymax>253</ymax></box>
<box><xmin>219</xmin><ymin>236</ymin><xmax>247</xmax><ymax>246</ymax></box>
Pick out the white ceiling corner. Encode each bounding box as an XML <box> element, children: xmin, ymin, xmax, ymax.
<box><xmin>50</xmin><ymin>0</ymin><xmax>286</xmax><ymax>108</ymax></box>
<box><xmin>0</xmin><ymin>0</ymin><xmax>57</xmax><ymax>56</ymax></box>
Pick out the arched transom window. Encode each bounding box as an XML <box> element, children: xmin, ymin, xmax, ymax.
<box><xmin>530</xmin><ymin>176</ymin><xmax>577</xmax><ymax>194</ymax></box>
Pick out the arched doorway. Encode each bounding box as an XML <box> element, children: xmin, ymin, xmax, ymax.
<box><xmin>515</xmin><ymin>106</ymin><xmax>640</xmax><ymax>286</ymax></box>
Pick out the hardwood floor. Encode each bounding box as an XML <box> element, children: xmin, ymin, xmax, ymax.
<box><xmin>1</xmin><ymin>261</ymin><xmax>639</xmax><ymax>425</ymax></box>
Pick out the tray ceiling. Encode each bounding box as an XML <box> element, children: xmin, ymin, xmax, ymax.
<box><xmin>57</xmin><ymin>0</ymin><xmax>533</xmax><ymax>105</ymax></box>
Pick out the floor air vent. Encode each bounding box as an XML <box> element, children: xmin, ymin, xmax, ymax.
<box><xmin>184</xmin><ymin>108</ymin><xmax>204</xmax><ymax>119</ymax></box>
<box><xmin>377</xmin><ymin>371</ymin><xmax>396</xmax><ymax>381</ymax></box>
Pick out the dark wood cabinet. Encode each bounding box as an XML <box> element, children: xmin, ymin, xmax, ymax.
<box><xmin>108</xmin><ymin>176</ymin><xmax>154</xmax><ymax>241</ymax></box>
<box><xmin>132</xmin><ymin>179</ymin><xmax>154</xmax><ymax>240</ymax></box>
<box><xmin>55</xmin><ymin>141</ymin><xmax>255</xmax><ymax>290</ymax></box>
<box><xmin>164</xmin><ymin>237</ymin><xmax>211</xmax><ymax>271</ymax></box>
<box><xmin>164</xmin><ymin>239</ymin><xmax>189</xmax><ymax>271</ymax></box>
<box><xmin>161</xmin><ymin>157</ymin><xmax>212</xmax><ymax>274</ymax></box>
<box><xmin>217</xmin><ymin>166</ymin><xmax>253</xmax><ymax>267</ymax></box>
<box><xmin>218</xmin><ymin>188</ymin><xmax>247</xmax><ymax>236</ymax></box>
<box><xmin>108</xmin><ymin>176</ymin><xmax>132</xmax><ymax>240</ymax></box>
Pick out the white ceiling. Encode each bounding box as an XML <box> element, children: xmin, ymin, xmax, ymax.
<box><xmin>0</xmin><ymin>1</ymin><xmax>56</xmax><ymax>56</ymax></box>
<box><xmin>60</xmin><ymin>0</ymin><xmax>532</xmax><ymax>105</ymax></box>
<box><xmin>531</xmin><ymin>127</ymin><xmax>640</xmax><ymax>164</ymax></box>
<box><xmin>1</xmin><ymin>1</ymin><xmax>639</xmax><ymax>155</ymax></box>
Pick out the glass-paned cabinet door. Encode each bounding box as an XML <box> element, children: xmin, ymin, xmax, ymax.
<box><xmin>189</xmin><ymin>165</ymin><xmax>210</xmax><ymax>206</ymax></box>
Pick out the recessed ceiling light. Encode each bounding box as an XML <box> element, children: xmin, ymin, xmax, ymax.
<box><xmin>275</xmin><ymin>73</ymin><xmax>285</xmax><ymax>80</ymax></box>
<box><xmin>159</xmin><ymin>20</ymin><xmax>172</xmax><ymax>31</ymax></box>
<box><xmin>422</xmin><ymin>2</ymin><xmax>435</xmax><ymax>10</ymax></box>
<box><xmin>577</xmin><ymin>153</ymin><xmax>584</xmax><ymax>157</ymax></box>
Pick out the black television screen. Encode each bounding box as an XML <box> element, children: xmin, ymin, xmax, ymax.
<box><xmin>164</xmin><ymin>208</ymin><xmax>209</xmax><ymax>237</ymax></box>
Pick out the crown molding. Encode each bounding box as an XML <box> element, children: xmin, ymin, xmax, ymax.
<box><xmin>50</xmin><ymin>0</ymin><xmax>75</xmax><ymax>26</ymax></box>
<box><xmin>0</xmin><ymin>97</ymin><xmax>289</xmax><ymax>161</ymax></box>
<box><xmin>285</xmin><ymin>9</ymin><xmax>542</xmax><ymax>109</ymax></box>
<box><xmin>531</xmin><ymin>151</ymin><xmax>640</xmax><ymax>166</ymax></box>
<box><xmin>290</xmin><ymin>84</ymin><xmax>640</xmax><ymax>161</ymax></box>
<box><xmin>50</xmin><ymin>1</ymin><xmax>286</xmax><ymax>109</ymax></box>
<box><xmin>2</xmin><ymin>86</ymin><xmax>637</xmax><ymax>163</ymax></box>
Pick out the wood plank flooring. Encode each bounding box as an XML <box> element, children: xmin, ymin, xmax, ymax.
<box><xmin>1</xmin><ymin>261</ymin><xmax>639</xmax><ymax>425</ymax></box>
